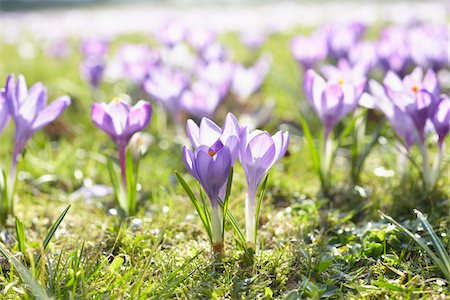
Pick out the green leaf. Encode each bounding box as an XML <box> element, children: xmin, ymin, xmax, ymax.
<box><xmin>15</xmin><ymin>217</ymin><xmax>26</xmax><ymax>254</ymax></box>
<box><xmin>175</xmin><ymin>171</ymin><xmax>212</xmax><ymax>243</ymax></box>
<box><xmin>0</xmin><ymin>243</ymin><xmax>51</xmax><ymax>299</ymax></box>
<box><xmin>299</xmin><ymin>109</ymin><xmax>320</xmax><ymax>173</ymax></box>
<box><xmin>414</xmin><ymin>209</ymin><xmax>450</xmax><ymax>279</ymax></box>
<box><xmin>126</xmin><ymin>150</ymin><xmax>137</xmax><ymax>216</ymax></box>
<box><xmin>380</xmin><ymin>210</ymin><xmax>450</xmax><ymax>281</ymax></box>
<box><xmin>35</xmin><ymin>205</ymin><xmax>71</xmax><ymax>265</ymax></box>
<box><xmin>107</xmin><ymin>156</ymin><xmax>121</xmax><ymax>209</ymax></box>
<box><xmin>255</xmin><ymin>174</ymin><xmax>269</xmax><ymax>245</ymax></box>
<box><xmin>222</xmin><ymin>167</ymin><xmax>233</xmax><ymax>239</ymax></box>
<box><xmin>109</xmin><ymin>256</ymin><xmax>124</xmax><ymax>273</ymax></box>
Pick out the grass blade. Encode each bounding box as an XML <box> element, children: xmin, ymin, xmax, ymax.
<box><xmin>414</xmin><ymin>209</ymin><xmax>450</xmax><ymax>278</ymax></box>
<box><xmin>222</xmin><ymin>167</ymin><xmax>233</xmax><ymax>239</ymax></box>
<box><xmin>15</xmin><ymin>217</ymin><xmax>26</xmax><ymax>254</ymax></box>
<box><xmin>0</xmin><ymin>243</ymin><xmax>51</xmax><ymax>299</ymax></box>
<box><xmin>175</xmin><ymin>171</ymin><xmax>212</xmax><ymax>243</ymax></box>
<box><xmin>126</xmin><ymin>150</ymin><xmax>137</xmax><ymax>216</ymax></box>
<box><xmin>298</xmin><ymin>109</ymin><xmax>320</xmax><ymax>172</ymax></box>
<box><xmin>255</xmin><ymin>174</ymin><xmax>269</xmax><ymax>245</ymax></box>
<box><xmin>35</xmin><ymin>205</ymin><xmax>71</xmax><ymax>264</ymax></box>
<box><xmin>379</xmin><ymin>211</ymin><xmax>449</xmax><ymax>281</ymax></box>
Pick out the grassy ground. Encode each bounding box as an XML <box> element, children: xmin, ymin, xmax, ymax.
<box><xmin>0</xmin><ymin>26</ymin><xmax>449</xmax><ymax>299</ymax></box>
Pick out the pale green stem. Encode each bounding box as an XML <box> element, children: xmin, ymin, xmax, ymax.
<box><xmin>245</xmin><ymin>189</ymin><xmax>257</xmax><ymax>246</ymax></box>
<box><xmin>419</xmin><ymin>142</ymin><xmax>431</xmax><ymax>191</ymax></box>
<box><xmin>320</xmin><ymin>131</ymin><xmax>333</xmax><ymax>192</ymax></box>
<box><xmin>430</xmin><ymin>144</ymin><xmax>444</xmax><ymax>188</ymax></box>
<box><xmin>211</xmin><ymin>204</ymin><xmax>223</xmax><ymax>249</ymax></box>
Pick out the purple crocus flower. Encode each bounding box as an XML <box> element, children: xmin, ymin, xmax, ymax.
<box><xmin>186</xmin><ymin>26</ymin><xmax>216</xmax><ymax>52</ymax></box>
<box><xmin>180</xmin><ymin>80</ymin><xmax>223</xmax><ymax>119</ymax></box>
<box><xmin>118</xmin><ymin>44</ymin><xmax>160</xmax><ymax>83</ymax></box>
<box><xmin>325</xmin><ymin>22</ymin><xmax>366</xmax><ymax>60</ymax></box>
<box><xmin>186</xmin><ymin>112</ymin><xmax>242</xmax><ymax>164</ymax></box>
<box><xmin>231</xmin><ymin>56</ymin><xmax>271</xmax><ymax>101</ymax></box>
<box><xmin>142</xmin><ymin>67</ymin><xmax>189</xmax><ymax>128</ymax></box>
<box><xmin>432</xmin><ymin>95</ymin><xmax>450</xmax><ymax>148</ymax></box>
<box><xmin>81</xmin><ymin>59</ymin><xmax>105</xmax><ymax>89</ymax></box>
<box><xmin>157</xmin><ymin>21</ymin><xmax>186</xmax><ymax>47</ymax></box>
<box><xmin>366</xmin><ymin>80</ymin><xmax>418</xmax><ymax>149</ymax></box>
<box><xmin>348</xmin><ymin>41</ymin><xmax>379</xmax><ymax>75</ymax></box>
<box><xmin>377</xmin><ymin>27</ymin><xmax>412</xmax><ymax>76</ymax></box>
<box><xmin>200</xmin><ymin>42</ymin><xmax>228</xmax><ymax>63</ymax></box>
<box><xmin>196</xmin><ymin>60</ymin><xmax>234</xmax><ymax>97</ymax></box>
<box><xmin>291</xmin><ymin>33</ymin><xmax>328</xmax><ymax>70</ymax></box>
<box><xmin>182</xmin><ymin>140</ymin><xmax>231</xmax><ymax>250</ymax></box>
<box><xmin>408</xmin><ymin>24</ymin><xmax>449</xmax><ymax>70</ymax></box>
<box><xmin>81</xmin><ymin>38</ymin><xmax>108</xmax><ymax>60</ymax></box>
<box><xmin>91</xmin><ymin>98</ymin><xmax>152</xmax><ymax>184</ymax></box>
<box><xmin>239</xmin><ymin>128</ymin><xmax>289</xmax><ymax>245</ymax></box>
<box><xmin>5</xmin><ymin>74</ymin><xmax>71</xmax><ymax>169</ymax></box>
<box><xmin>0</xmin><ymin>88</ymin><xmax>9</xmax><ymax>136</ymax></box>
<box><xmin>304</xmin><ymin>69</ymin><xmax>366</xmax><ymax>137</ymax></box>
<box><xmin>383</xmin><ymin>68</ymin><xmax>440</xmax><ymax>142</ymax></box>
<box><xmin>240</xmin><ymin>30</ymin><xmax>267</xmax><ymax>50</ymax></box>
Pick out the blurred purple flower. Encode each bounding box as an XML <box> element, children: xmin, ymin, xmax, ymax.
<box><xmin>239</xmin><ymin>128</ymin><xmax>289</xmax><ymax>244</ymax></box>
<box><xmin>157</xmin><ymin>21</ymin><xmax>186</xmax><ymax>47</ymax></box>
<box><xmin>325</xmin><ymin>22</ymin><xmax>366</xmax><ymax>60</ymax></box>
<box><xmin>240</xmin><ymin>30</ymin><xmax>267</xmax><ymax>49</ymax></box>
<box><xmin>200</xmin><ymin>42</ymin><xmax>228</xmax><ymax>62</ymax></box>
<box><xmin>142</xmin><ymin>67</ymin><xmax>189</xmax><ymax>125</ymax></box>
<box><xmin>291</xmin><ymin>33</ymin><xmax>327</xmax><ymax>70</ymax></box>
<box><xmin>186</xmin><ymin>26</ymin><xmax>216</xmax><ymax>51</ymax></box>
<box><xmin>304</xmin><ymin>69</ymin><xmax>366</xmax><ymax>137</ymax></box>
<box><xmin>196</xmin><ymin>60</ymin><xmax>234</xmax><ymax>97</ymax></box>
<box><xmin>91</xmin><ymin>98</ymin><xmax>152</xmax><ymax>183</ymax></box>
<box><xmin>180</xmin><ymin>80</ymin><xmax>223</xmax><ymax>119</ymax></box>
<box><xmin>47</xmin><ymin>39</ymin><xmax>72</xmax><ymax>59</ymax></box>
<box><xmin>81</xmin><ymin>59</ymin><xmax>105</xmax><ymax>89</ymax></box>
<box><xmin>409</xmin><ymin>24</ymin><xmax>449</xmax><ymax>70</ymax></box>
<box><xmin>5</xmin><ymin>74</ymin><xmax>71</xmax><ymax>167</ymax></box>
<box><xmin>366</xmin><ymin>80</ymin><xmax>418</xmax><ymax>149</ymax></box>
<box><xmin>182</xmin><ymin>141</ymin><xmax>231</xmax><ymax>208</ymax></box>
<box><xmin>0</xmin><ymin>89</ymin><xmax>9</xmax><ymax>136</ymax></box>
<box><xmin>81</xmin><ymin>38</ymin><xmax>108</xmax><ymax>60</ymax></box>
<box><xmin>383</xmin><ymin>68</ymin><xmax>440</xmax><ymax>142</ymax></box>
<box><xmin>432</xmin><ymin>95</ymin><xmax>450</xmax><ymax>147</ymax></box>
<box><xmin>118</xmin><ymin>44</ymin><xmax>160</xmax><ymax>83</ymax></box>
<box><xmin>231</xmin><ymin>56</ymin><xmax>271</xmax><ymax>101</ymax></box>
<box><xmin>377</xmin><ymin>27</ymin><xmax>412</xmax><ymax>75</ymax></box>
<box><xmin>348</xmin><ymin>41</ymin><xmax>379</xmax><ymax>75</ymax></box>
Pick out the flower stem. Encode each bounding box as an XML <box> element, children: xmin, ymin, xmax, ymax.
<box><xmin>118</xmin><ymin>145</ymin><xmax>127</xmax><ymax>189</ymax></box>
<box><xmin>211</xmin><ymin>203</ymin><xmax>223</xmax><ymax>255</ymax></box>
<box><xmin>320</xmin><ymin>130</ymin><xmax>333</xmax><ymax>194</ymax></box>
<box><xmin>419</xmin><ymin>142</ymin><xmax>431</xmax><ymax>192</ymax></box>
<box><xmin>245</xmin><ymin>189</ymin><xmax>256</xmax><ymax>248</ymax></box>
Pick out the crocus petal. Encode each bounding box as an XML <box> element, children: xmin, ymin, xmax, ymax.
<box><xmin>125</xmin><ymin>100</ymin><xmax>152</xmax><ymax>136</ymax></box>
<box><xmin>186</xmin><ymin>119</ymin><xmax>200</xmax><ymax>147</ymax></box>
<box><xmin>182</xmin><ymin>145</ymin><xmax>198</xmax><ymax>180</ymax></box>
<box><xmin>108</xmin><ymin>100</ymin><xmax>131</xmax><ymax>135</ymax></box>
<box><xmin>198</xmin><ymin>117</ymin><xmax>221</xmax><ymax>146</ymax></box>
<box><xmin>16</xmin><ymin>74</ymin><xmax>28</xmax><ymax>104</ymax></box>
<box><xmin>32</xmin><ymin>96</ymin><xmax>71</xmax><ymax>131</ymax></box>
<box><xmin>91</xmin><ymin>103</ymin><xmax>117</xmax><ymax>137</ymax></box>
<box><xmin>5</xmin><ymin>75</ymin><xmax>19</xmax><ymax>116</ymax></box>
<box><xmin>18</xmin><ymin>84</ymin><xmax>47</xmax><ymax>123</ymax></box>
<box><xmin>0</xmin><ymin>89</ymin><xmax>9</xmax><ymax>135</ymax></box>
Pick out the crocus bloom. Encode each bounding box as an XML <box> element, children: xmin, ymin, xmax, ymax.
<box><xmin>186</xmin><ymin>26</ymin><xmax>216</xmax><ymax>51</ymax></box>
<box><xmin>180</xmin><ymin>80</ymin><xmax>223</xmax><ymax>119</ymax></box>
<box><xmin>81</xmin><ymin>59</ymin><xmax>105</xmax><ymax>89</ymax></box>
<box><xmin>183</xmin><ymin>140</ymin><xmax>232</xmax><ymax>250</ymax></box>
<box><xmin>231</xmin><ymin>56</ymin><xmax>271</xmax><ymax>101</ymax></box>
<box><xmin>142</xmin><ymin>67</ymin><xmax>189</xmax><ymax>127</ymax></box>
<box><xmin>304</xmin><ymin>69</ymin><xmax>366</xmax><ymax>137</ymax></box>
<box><xmin>325</xmin><ymin>22</ymin><xmax>366</xmax><ymax>60</ymax></box>
<box><xmin>432</xmin><ymin>95</ymin><xmax>450</xmax><ymax>148</ymax></box>
<box><xmin>156</xmin><ymin>21</ymin><xmax>186</xmax><ymax>47</ymax></box>
<box><xmin>348</xmin><ymin>41</ymin><xmax>379</xmax><ymax>75</ymax></box>
<box><xmin>196</xmin><ymin>60</ymin><xmax>234</xmax><ymax>97</ymax></box>
<box><xmin>239</xmin><ymin>128</ymin><xmax>289</xmax><ymax>245</ymax></box>
<box><xmin>0</xmin><ymin>89</ymin><xmax>9</xmax><ymax>136</ymax></box>
<box><xmin>200</xmin><ymin>42</ymin><xmax>228</xmax><ymax>63</ymax></box>
<box><xmin>5</xmin><ymin>74</ymin><xmax>71</xmax><ymax>168</ymax></box>
<box><xmin>240</xmin><ymin>30</ymin><xmax>267</xmax><ymax>49</ymax></box>
<box><xmin>118</xmin><ymin>44</ymin><xmax>160</xmax><ymax>83</ymax></box>
<box><xmin>91</xmin><ymin>98</ymin><xmax>152</xmax><ymax>183</ymax></box>
<box><xmin>81</xmin><ymin>38</ymin><xmax>108</xmax><ymax>60</ymax></box>
<box><xmin>291</xmin><ymin>33</ymin><xmax>328</xmax><ymax>70</ymax></box>
<box><xmin>377</xmin><ymin>27</ymin><xmax>412</xmax><ymax>76</ymax></box>
<box><xmin>383</xmin><ymin>68</ymin><xmax>440</xmax><ymax>142</ymax></box>
<box><xmin>186</xmin><ymin>112</ymin><xmax>241</xmax><ymax>164</ymax></box>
